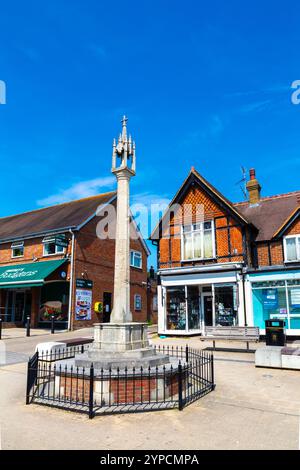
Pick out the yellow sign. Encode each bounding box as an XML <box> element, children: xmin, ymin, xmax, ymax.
<box><xmin>94</xmin><ymin>302</ymin><xmax>103</xmax><ymax>313</ymax></box>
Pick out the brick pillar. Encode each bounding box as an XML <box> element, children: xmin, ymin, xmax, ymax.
<box><xmin>31</xmin><ymin>287</ymin><xmax>41</xmax><ymax>327</ymax></box>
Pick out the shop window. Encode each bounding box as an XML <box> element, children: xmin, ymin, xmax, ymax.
<box><xmin>130</xmin><ymin>250</ymin><xmax>142</xmax><ymax>269</ymax></box>
<box><xmin>39</xmin><ymin>282</ymin><xmax>69</xmax><ymax>323</ymax></box>
<box><xmin>43</xmin><ymin>237</ymin><xmax>65</xmax><ymax>256</ymax></box>
<box><xmin>288</xmin><ymin>284</ymin><xmax>300</xmax><ymax>329</ymax></box>
<box><xmin>11</xmin><ymin>241</ymin><xmax>24</xmax><ymax>258</ymax></box>
<box><xmin>215</xmin><ymin>285</ymin><xmax>238</xmax><ymax>326</ymax></box>
<box><xmin>181</xmin><ymin>221</ymin><xmax>214</xmax><ymax>260</ymax></box>
<box><xmin>187</xmin><ymin>285</ymin><xmax>200</xmax><ymax>330</ymax></box>
<box><xmin>134</xmin><ymin>294</ymin><xmax>142</xmax><ymax>311</ymax></box>
<box><xmin>252</xmin><ymin>284</ymin><xmax>288</xmax><ymax>329</ymax></box>
<box><xmin>166</xmin><ymin>286</ymin><xmax>186</xmax><ymax>330</ymax></box>
<box><xmin>284</xmin><ymin>235</ymin><xmax>300</xmax><ymax>262</ymax></box>
<box><xmin>152</xmin><ymin>295</ymin><xmax>158</xmax><ymax>311</ymax></box>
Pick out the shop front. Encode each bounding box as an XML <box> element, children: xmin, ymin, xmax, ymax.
<box><xmin>0</xmin><ymin>259</ymin><xmax>69</xmax><ymax>328</ymax></box>
<box><xmin>157</xmin><ymin>265</ymin><xmax>245</xmax><ymax>335</ymax></box>
<box><xmin>248</xmin><ymin>269</ymin><xmax>300</xmax><ymax>336</ymax></box>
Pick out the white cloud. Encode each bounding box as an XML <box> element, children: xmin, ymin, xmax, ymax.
<box><xmin>37</xmin><ymin>176</ymin><xmax>115</xmax><ymax>206</ymax></box>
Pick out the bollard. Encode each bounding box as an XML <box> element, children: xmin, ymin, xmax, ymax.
<box><xmin>51</xmin><ymin>315</ymin><xmax>55</xmax><ymax>334</ymax></box>
<box><xmin>0</xmin><ymin>318</ymin><xmax>2</xmax><ymax>340</ymax></box>
<box><xmin>26</xmin><ymin>316</ymin><xmax>31</xmax><ymax>337</ymax></box>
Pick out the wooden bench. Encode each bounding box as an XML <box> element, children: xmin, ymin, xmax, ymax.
<box><xmin>200</xmin><ymin>326</ymin><xmax>260</xmax><ymax>352</ymax></box>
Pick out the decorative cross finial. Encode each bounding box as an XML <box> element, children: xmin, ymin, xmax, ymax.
<box><xmin>122</xmin><ymin>115</ymin><xmax>128</xmax><ymax>140</ymax></box>
<box><xmin>112</xmin><ymin>116</ymin><xmax>136</xmax><ymax>175</ymax></box>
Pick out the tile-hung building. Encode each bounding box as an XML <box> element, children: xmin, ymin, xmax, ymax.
<box><xmin>151</xmin><ymin>167</ymin><xmax>300</xmax><ymax>337</ymax></box>
<box><xmin>0</xmin><ymin>192</ymin><xmax>150</xmax><ymax>329</ymax></box>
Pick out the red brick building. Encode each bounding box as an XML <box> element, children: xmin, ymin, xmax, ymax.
<box><xmin>0</xmin><ymin>191</ymin><xmax>150</xmax><ymax>329</ymax></box>
<box><xmin>151</xmin><ymin>167</ymin><xmax>300</xmax><ymax>336</ymax></box>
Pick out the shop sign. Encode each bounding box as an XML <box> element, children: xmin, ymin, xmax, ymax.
<box><xmin>55</xmin><ymin>235</ymin><xmax>68</xmax><ymax>248</ymax></box>
<box><xmin>76</xmin><ymin>279</ymin><xmax>93</xmax><ymax>289</ymax></box>
<box><xmin>262</xmin><ymin>289</ymin><xmax>278</xmax><ymax>309</ymax></box>
<box><xmin>75</xmin><ymin>289</ymin><xmax>92</xmax><ymax>321</ymax></box>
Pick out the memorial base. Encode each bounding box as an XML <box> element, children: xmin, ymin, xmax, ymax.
<box><xmin>75</xmin><ymin>322</ymin><xmax>170</xmax><ymax>369</ymax></box>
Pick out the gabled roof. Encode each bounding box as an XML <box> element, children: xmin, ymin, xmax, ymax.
<box><xmin>150</xmin><ymin>167</ymin><xmax>252</xmax><ymax>240</ymax></box>
<box><xmin>235</xmin><ymin>191</ymin><xmax>300</xmax><ymax>241</ymax></box>
<box><xmin>0</xmin><ymin>192</ymin><xmax>117</xmax><ymax>242</ymax></box>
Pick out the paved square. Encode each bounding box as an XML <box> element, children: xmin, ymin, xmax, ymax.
<box><xmin>0</xmin><ymin>328</ymin><xmax>299</xmax><ymax>450</ymax></box>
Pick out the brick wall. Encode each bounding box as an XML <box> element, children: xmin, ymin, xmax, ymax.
<box><xmin>0</xmin><ymin>235</ymin><xmax>72</xmax><ymax>266</ymax></box>
<box><xmin>71</xmin><ymin>212</ymin><xmax>148</xmax><ymax>329</ymax></box>
<box><xmin>256</xmin><ymin>216</ymin><xmax>300</xmax><ymax>266</ymax></box>
<box><xmin>159</xmin><ymin>184</ymin><xmax>246</xmax><ymax>268</ymax></box>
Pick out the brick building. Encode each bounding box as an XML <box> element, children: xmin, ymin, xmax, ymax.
<box><xmin>0</xmin><ymin>191</ymin><xmax>150</xmax><ymax>329</ymax></box>
<box><xmin>151</xmin><ymin>167</ymin><xmax>300</xmax><ymax>336</ymax></box>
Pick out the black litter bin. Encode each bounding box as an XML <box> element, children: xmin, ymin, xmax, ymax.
<box><xmin>265</xmin><ymin>319</ymin><xmax>286</xmax><ymax>346</ymax></box>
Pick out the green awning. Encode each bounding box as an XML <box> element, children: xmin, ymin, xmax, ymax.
<box><xmin>0</xmin><ymin>259</ymin><xmax>67</xmax><ymax>289</ymax></box>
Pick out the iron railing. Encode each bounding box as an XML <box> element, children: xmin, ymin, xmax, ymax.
<box><xmin>26</xmin><ymin>345</ymin><xmax>215</xmax><ymax>419</ymax></box>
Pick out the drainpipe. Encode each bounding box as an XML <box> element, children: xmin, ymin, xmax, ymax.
<box><xmin>67</xmin><ymin>230</ymin><xmax>75</xmax><ymax>331</ymax></box>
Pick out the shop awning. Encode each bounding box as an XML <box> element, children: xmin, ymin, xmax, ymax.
<box><xmin>0</xmin><ymin>259</ymin><xmax>67</xmax><ymax>289</ymax></box>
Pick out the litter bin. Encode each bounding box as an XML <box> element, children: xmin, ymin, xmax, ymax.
<box><xmin>265</xmin><ymin>319</ymin><xmax>286</xmax><ymax>346</ymax></box>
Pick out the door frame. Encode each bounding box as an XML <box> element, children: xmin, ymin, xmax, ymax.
<box><xmin>201</xmin><ymin>291</ymin><xmax>214</xmax><ymax>329</ymax></box>
<box><xmin>5</xmin><ymin>289</ymin><xmax>30</xmax><ymax>324</ymax></box>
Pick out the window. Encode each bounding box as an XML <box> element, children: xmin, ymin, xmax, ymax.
<box><xmin>130</xmin><ymin>250</ymin><xmax>142</xmax><ymax>269</ymax></box>
<box><xmin>11</xmin><ymin>241</ymin><xmax>24</xmax><ymax>258</ymax></box>
<box><xmin>284</xmin><ymin>235</ymin><xmax>300</xmax><ymax>262</ymax></box>
<box><xmin>134</xmin><ymin>294</ymin><xmax>142</xmax><ymax>311</ymax></box>
<box><xmin>181</xmin><ymin>221</ymin><xmax>214</xmax><ymax>260</ymax></box>
<box><xmin>43</xmin><ymin>236</ymin><xmax>65</xmax><ymax>256</ymax></box>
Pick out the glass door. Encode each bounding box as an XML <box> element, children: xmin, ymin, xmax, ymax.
<box><xmin>187</xmin><ymin>286</ymin><xmax>200</xmax><ymax>330</ymax></box>
<box><xmin>202</xmin><ymin>294</ymin><xmax>213</xmax><ymax>326</ymax></box>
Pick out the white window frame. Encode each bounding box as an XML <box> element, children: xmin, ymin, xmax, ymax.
<box><xmin>42</xmin><ymin>236</ymin><xmax>65</xmax><ymax>257</ymax></box>
<box><xmin>134</xmin><ymin>294</ymin><xmax>142</xmax><ymax>311</ymax></box>
<box><xmin>130</xmin><ymin>250</ymin><xmax>142</xmax><ymax>269</ymax></box>
<box><xmin>180</xmin><ymin>220</ymin><xmax>216</xmax><ymax>261</ymax></box>
<box><xmin>283</xmin><ymin>235</ymin><xmax>300</xmax><ymax>263</ymax></box>
<box><xmin>11</xmin><ymin>241</ymin><xmax>24</xmax><ymax>258</ymax></box>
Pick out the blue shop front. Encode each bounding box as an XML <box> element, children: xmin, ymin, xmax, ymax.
<box><xmin>247</xmin><ymin>268</ymin><xmax>300</xmax><ymax>336</ymax></box>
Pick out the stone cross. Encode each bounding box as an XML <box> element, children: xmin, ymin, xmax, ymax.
<box><xmin>111</xmin><ymin>116</ymin><xmax>136</xmax><ymax>323</ymax></box>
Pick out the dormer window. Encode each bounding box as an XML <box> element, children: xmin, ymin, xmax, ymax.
<box><xmin>11</xmin><ymin>241</ymin><xmax>24</xmax><ymax>258</ymax></box>
<box><xmin>181</xmin><ymin>221</ymin><xmax>215</xmax><ymax>261</ymax></box>
<box><xmin>284</xmin><ymin>235</ymin><xmax>300</xmax><ymax>262</ymax></box>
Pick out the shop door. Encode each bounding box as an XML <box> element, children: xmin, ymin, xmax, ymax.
<box><xmin>103</xmin><ymin>292</ymin><xmax>112</xmax><ymax>323</ymax></box>
<box><xmin>203</xmin><ymin>295</ymin><xmax>213</xmax><ymax>326</ymax></box>
<box><xmin>14</xmin><ymin>292</ymin><xmax>26</xmax><ymax>323</ymax></box>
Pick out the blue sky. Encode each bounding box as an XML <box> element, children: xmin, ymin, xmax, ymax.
<box><xmin>0</xmin><ymin>1</ymin><xmax>300</xmax><ymax>267</ymax></box>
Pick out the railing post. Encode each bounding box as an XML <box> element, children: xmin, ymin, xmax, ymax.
<box><xmin>89</xmin><ymin>363</ymin><xmax>94</xmax><ymax>419</ymax></box>
<box><xmin>26</xmin><ymin>316</ymin><xmax>31</xmax><ymax>337</ymax></box>
<box><xmin>185</xmin><ymin>345</ymin><xmax>189</xmax><ymax>363</ymax></box>
<box><xmin>0</xmin><ymin>318</ymin><xmax>2</xmax><ymax>340</ymax></box>
<box><xmin>210</xmin><ymin>354</ymin><xmax>215</xmax><ymax>390</ymax></box>
<box><xmin>51</xmin><ymin>315</ymin><xmax>55</xmax><ymax>334</ymax></box>
<box><xmin>178</xmin><ymin>362</ymin><xmax>183</xmax><ymax>411</ymax></box>
<box><xmin>26</xmin><ymin>358</ymin><xmax>31</xmax><ymax>404</ymax></box>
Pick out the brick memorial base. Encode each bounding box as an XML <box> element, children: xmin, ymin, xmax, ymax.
<box><xmin>55</xmin><ymin>365</ymin><xmax>183</xmax><ymax>406</ymax></box>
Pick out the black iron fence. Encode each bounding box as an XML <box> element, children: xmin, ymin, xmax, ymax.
<box><xmin>26</xmin><ymin>345</ymin><xmax>215</xmax><ymax>419</ymax></box>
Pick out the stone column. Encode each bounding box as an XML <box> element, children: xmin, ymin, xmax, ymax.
<box><xmin>111</xmin><ymin>170</ymin><xmax>132</xmax><ymax>322</ymax></box>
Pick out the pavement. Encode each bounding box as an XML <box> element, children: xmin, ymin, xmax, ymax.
<box><xmin>0</xmin><ymin>327</ymin><xmax>300</xmax><ymax>450</ymax></box>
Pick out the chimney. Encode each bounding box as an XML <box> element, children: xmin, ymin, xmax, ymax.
<box><xmin>246</xmin><ymin>168</ymin><xmax>261</xmax><ymax>205</ymax></box>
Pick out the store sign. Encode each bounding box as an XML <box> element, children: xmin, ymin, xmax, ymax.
<box><xmin>75</xmin><ymin>289</ymin><xmax>92</xmax><ymax>321</ymax></box>
<box><xmin>55</xmin><ymin>235</ymin><xmax>68</xmax><ymax>248</ymax></box>
<box><xmin>76</xmin><ymin>279</ymin><xmax>93</xmax><ymax>289</ymax></box>
<box><xmin>262</xmin><ymin>289</ymin><xmax>278</xmax><ymax>309</ymax></box>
